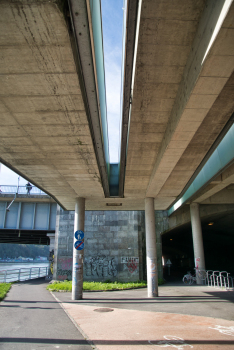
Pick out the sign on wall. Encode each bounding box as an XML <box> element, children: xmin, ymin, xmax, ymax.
<box><xmin>121</xmin><ymin>257</ymin><xmax>139</xmax><ymax>264</ymax></box>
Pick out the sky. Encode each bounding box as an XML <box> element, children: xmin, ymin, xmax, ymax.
<box><xmin>0</xmin><ymin>164</ymin><xmax>28</xmax><ymax>187</ymax></box>
<box><xmin>0</xmin><ymin>0</ymin><xmax>123</xmax><ymax>186</ymax></box>
<box><xmin>101</xmin><ymin>0</ymin><xmax>123</xmax><ymax>163</ymax></box>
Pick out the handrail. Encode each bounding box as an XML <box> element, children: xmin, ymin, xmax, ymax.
<box><xmin>0</xmin><ymin>267</ymin><xmax>48</xmax><ymax>282</ymax></box>
<box><xmin>0</xmin><ymin>185</ymin><xmax>46</xmax><ymax>195</ymax></box>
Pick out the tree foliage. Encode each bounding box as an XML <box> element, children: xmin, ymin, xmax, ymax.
<box><xmin>0</xmin><ymin>244</ymin><xmax>49</xmax><ymax>259</ymax></box>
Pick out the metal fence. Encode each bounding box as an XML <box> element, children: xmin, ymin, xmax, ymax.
<box><xmin>206</xmin><ymin>270</ymin><xmax>234</xmax><ymax>291</ymax></box>
<box><xmin>0</xmin><ymin>185</ymin><xmax>46</xmax><ymax>195</ymax></box>
<box><xmin>0</xmin><ymin>267</ymin><xmax>49</xmax><ymax>282</ymax></box>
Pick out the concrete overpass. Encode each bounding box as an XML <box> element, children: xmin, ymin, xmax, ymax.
<box><xmin>0</xmin><ymin>0</ymin><xmax>234</xmax><ymax>298</ymax></box>
<box><xmin>0</xmin><ymin>0</ymin><xmax>233</xmax><ymax>209</ymax></box>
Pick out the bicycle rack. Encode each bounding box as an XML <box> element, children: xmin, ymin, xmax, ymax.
<box><xmin>182</xmin><ymin>269</ymin><xmax>233</xmax><ymax>291</ymax></box>
<box><xmin>211</xmin><ymin>271</ymin><xmax>220</xmax><ymax>288</ymax></box>
<box><xmin>206</xmin><ymin>270</ymin><xmax>213</xmax><ymax>286</ymax></box>
<box><xmin>219</xmin><ymin>271</ymin><xmax>230</xmax><ymax>289</ymax></box>
<box><xmin>227</xmin><ymin>276</ymin><xmax>234</xmax><ymax>291</ymax></box>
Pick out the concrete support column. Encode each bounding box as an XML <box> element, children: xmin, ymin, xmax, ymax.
<box><xmin>72</xmin><ymin>197</ymin><xmax>85</xmax><ymax>300</ymax></box>
<box><xmin>46</xmin><ymin>233</ymin><xmax>55</xmax><ymax>280</ymax></box>
<box><xmin>145</xmin><ymin>197</ymin><xmax>158</xmax><ymax>297</ymax></box>
<box><xmin>190</xmin><ymin>203</ymin><xmax>206</xmax><ymax>284</ymax></box>
<box><xmin>47</xmin><ymin>233</ymin><xmax>55</xmax><ymax>252</ymax></box>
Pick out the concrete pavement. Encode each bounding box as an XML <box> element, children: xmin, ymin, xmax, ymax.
<box><xmin>0</xmin><ymin>278</ymin><xmax>93</xmax><ymax>350</ymax></box>
<box><xmin>1</xmin><ymin>279</ymin><xmax>234</xmax><ymax>349</ymax></box>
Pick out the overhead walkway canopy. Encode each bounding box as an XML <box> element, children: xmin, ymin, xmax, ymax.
<box><xmin>0</xmin><ymin>0</ymin><xmax>234</xmax><ymax>212</ymax></box>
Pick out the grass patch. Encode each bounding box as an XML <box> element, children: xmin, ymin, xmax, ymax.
<box><xmin>47</xmin><ymin>279</ymin><xmax>164</xmax><ymax>292</ymax></box>
<box><xmin>0</xmin><ymin>283</ymin><xmax>12</xmax><ymax>301</ymax></box>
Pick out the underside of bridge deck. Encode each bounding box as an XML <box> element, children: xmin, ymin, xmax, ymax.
<box><xmin>120</xmin><ymin>0</ymin><xmax>234</xmax><ymax>210</ymax></box>
<box><xmin>0</xmin><ymin>0</ymin><xmax>233</xmax><ymax>212</ymax></box>
<box><xmin>0</xmin><ymin>0</ymin><xmax>109</xmax><ymax>210</ymax></box>
<box><xmin>0</xmin><ymin>229</ymin><xmax>53</xmax><ymax>245</ymax></box>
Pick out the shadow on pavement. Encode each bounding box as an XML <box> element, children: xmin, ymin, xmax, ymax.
<box><xmin>1</xmin><ymin>338</ymin><xmax>234</xmax><ymax>346</ymax></box>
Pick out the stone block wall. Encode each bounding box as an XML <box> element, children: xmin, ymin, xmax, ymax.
<box><xmin>54</xmin><ymin>208</ymin><xmax>145</xmax><ymax>282</ymax></box>
<box><xmin>53</xmin><ymin>205</ymin><xmax>74</xmax><ymax>281</ymax></box>
<box><xmin>53</xmin><ymin>207</ymin><xmax>165</xmax><ymax>282</ymax></box>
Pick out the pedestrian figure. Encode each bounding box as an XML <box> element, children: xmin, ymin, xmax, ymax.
<box><xmin>26</xmin><ymin>182</ymin><xmax>32</xmax><ymax>194</ymax></box>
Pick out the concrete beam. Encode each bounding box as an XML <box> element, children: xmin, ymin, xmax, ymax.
<box><xmin>146</xmin><ymin>0</ymin><xmax>234</xmax><ymax>197</ymax></box>
<box><xmin>166</xmin><ymin>203</ymin><xmax>234</xmax><ymax>233</ymax></box>
<box><xmin>0</xmin><ymin>0</ymin><xmax>108</xmax><ymax>210</ymax></box>
<box><xmin>201</xmin><ymin>187</ymin><xmax>234</xmax><ymax>204</ymax></box>
<box><xmin>194</xmin><ymin>163</ymin><xmax>234</xmax><ymax>203</ymax></box>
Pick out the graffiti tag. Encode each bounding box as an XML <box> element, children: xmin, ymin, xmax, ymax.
<box><xmin>84</xmin><ymin>256</ymin><xmax>117</xmax><ymax>277</ymax></box>
<box><xmin>209</xmin><ymin>325</ymin><xmax>234</xmax><ymax>336</ymax></box>
<box><xmin>121</xmin><ymin>257</ymin><xmax>139</xmax><ymax>274</ymax></box>
<box><xmin>58</xmin><ymin>257</ymin><xmax>72</xmax><ymax>270</ymax></box>
<box><xmin>49</xmin><ymin>249</ymin><xmax>54</xmax><ymax>276</ymax></box>
<box><xmin>57</xmin><ymin>269</ymin><xmax>72</xmax><ymax>280</ymax></box>
<box><xmin>148</xmin><ymin>335</ymin><xmax>193</xmax><ymax>349</ymax></box>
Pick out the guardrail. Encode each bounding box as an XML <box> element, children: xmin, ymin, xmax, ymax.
<box><xmin>0</xmin><ymin>267</ymin><xmax>49</xmax><ymax>282</ymax></box>
<box><xmin>206</xmin><ymin>270</ymin><xmax>234</xmax><ymax>291</ymax></box>
<box><xmin>0</xmin><ymin>185</ymin><xmax>46</xmax><ymax>195</ymax></box>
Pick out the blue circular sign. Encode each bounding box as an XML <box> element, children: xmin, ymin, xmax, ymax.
<box><xmin>74</xmin><ymin>230</ymin><xmax>84</xmax><ymax>240</ymax></box>
<box><xmin>74</xmin><ymin>240</ymin><xmax>84</xmax><ymax>250</ymax></box>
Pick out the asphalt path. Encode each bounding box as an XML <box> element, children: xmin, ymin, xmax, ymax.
<box><xmin>1</xmin><ymin>279</ymin><xmax>234</xmax><ymax>350</ymax></box>
<box><xmin>55</xmin><ymin>282</ymin><xmax>234</xmax><ymax>321</ymax></box>
<box><xmin>0</xmin><ymin>278</ymin><xmax>93</xmax><ymax>350</ymax></box>
<box><xmin>54</xmin><ymin>283</ymin><xmax>234</xmax><ymax>350</ymax></box>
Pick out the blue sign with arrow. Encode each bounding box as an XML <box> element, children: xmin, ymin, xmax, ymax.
<box><xmin>74</xmin><ymin>230</ymin><xmax>84</xmax><ymax>240</ymax></box>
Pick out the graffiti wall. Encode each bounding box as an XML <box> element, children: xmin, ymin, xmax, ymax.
<box><xmin>57</xmin><ymin>257</ymin><xmax>73</xmax><ymax>280</ymax></box>
<box><xmin>84</xmin><ymin>256</ymin><xmax>117</xmax><ymax>278</ymax></box>
<box><xmin>54</xmin><ymin>209</ymin><xmax>145</xmax><ymax>282</ymax></box>
<box><xmin>121</xmin><ymin>257</ymin><xmax>139</xmax><ymax>274</ymax></box>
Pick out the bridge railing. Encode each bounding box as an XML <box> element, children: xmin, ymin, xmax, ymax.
<box><xmin>0</xmin><ymin>267</ymin><xmax>49</xmax><ymax>282</ymax></box>
<box><xmin>0</xmin><ymin>185</ymin><xmax>46</xmax><ymax>195</ymax></box>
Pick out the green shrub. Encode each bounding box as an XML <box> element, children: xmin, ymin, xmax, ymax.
<box><xmin>0</xmin><ymin>283</ymin><xmax>12</xmax><ymax>301</ymax></box>
<box><xmin>47</xmin><ymin>279</ymin><xmax>164</xmax><ymax>292</ymax></box>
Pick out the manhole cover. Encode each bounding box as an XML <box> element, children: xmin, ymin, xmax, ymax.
<box><xmin>93</xmin><ymin>308</ymin><xmax>114</xmax><ymax>313</ymax></box>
